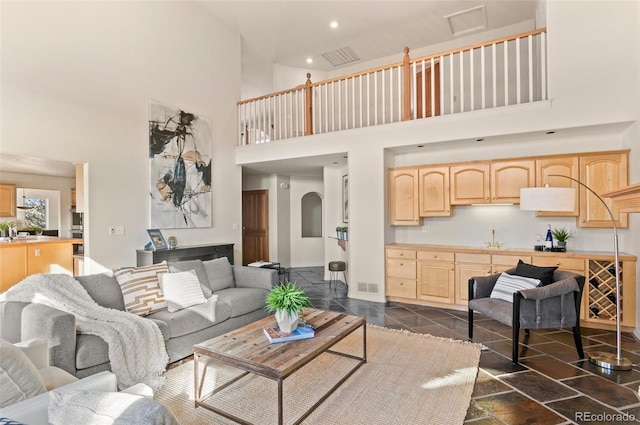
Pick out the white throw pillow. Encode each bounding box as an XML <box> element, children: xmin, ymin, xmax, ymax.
<box><xmin>48</xmin><ymin>390</ymin><xmax>179</xmax><ymax>425</ymax></box>
<box><xmin>114</xmin><ymin>261</ymin><xmax>169</xmax><ymax>316</ymax></box>
<box><xmin>0</xmin><ymin>338</ymin><xmax>47</xmax><ymax>408</ymax></box>
<box><xmin>159</xmin><ymin>270</ymin><xmax>207</xmax><ymax>313</ymax></box>
<box><xmin>490</xmin><ymin>272</ymin><xmax>540</xmax><ymax>303</ymax></box>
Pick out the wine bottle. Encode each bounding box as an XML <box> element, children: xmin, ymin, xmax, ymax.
<box><xmin>544</xmin><ymin>225</ymin><xmax>553</xmax><ymax>252</ymax></box>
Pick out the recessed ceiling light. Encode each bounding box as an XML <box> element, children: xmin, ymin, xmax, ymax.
<box><xmin>306</xmin><ymin>57</ymin><xmax>313</xmax><ymax>64</ymax></box>
<box><xmin>329</xmin><ymin>21</ymin><xmax>338</xmax><ymax>29</ymax></box>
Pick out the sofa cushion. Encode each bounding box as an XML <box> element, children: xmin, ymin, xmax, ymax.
<box><xmin>490</xmin><ymin>272</ymin><xmax>540</xmax><ymax>303</ymax></box>
<box><xmin>76</xmin><ymin>273</ymin><xmax>126</xmax><ymax>311</ymax></box>
<box><xmin>514</xmin><ymin>260</ymin><xmax>558</xmax><ymax>286</ymax></box>
<box><xmin>0</xmin><ymin>338</ymin><xmax>47</xmax><ymax>408</ymax></box>
<box><xmin>113</xmin><ymin>262</ymin><xmax>169</xmax><ymax>316</ymax></box>
<box><xmin>215</xmin><ymin>288</ymin><xmax>268</xmax><ymax>318</ymax></box>
<box><xmin>159</xmin><ymin>270</ymin><xmax>207</xmax><ymax>313</ymax></box>
<box><xmin>168</xmin><ymin>260</ymin><xmax>213</xmax><ymax>298</ymax></box>
<box><xmin>75</xmin><ymin>334</ymin><xmax>110</xmax><ymax>370</ymax></box>
<box><xmin>203</xmin><ymin>258</ymin><xmax>235</xmax><ymax>292</ymax></box>
<box><xmin>145</xmin><ymin>297</ymin><xmax>230</xmax><ymax>339</ymax></box>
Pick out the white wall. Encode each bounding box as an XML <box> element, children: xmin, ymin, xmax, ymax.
<box><xmin>1</xmin><ymin>1</ymin><xmax>242</xmax><ymax>272</ymax></box>
<box><xmin>323</xmin><ymin>166</ymin><xmax>348</xmax><ymax>280</ymax></box>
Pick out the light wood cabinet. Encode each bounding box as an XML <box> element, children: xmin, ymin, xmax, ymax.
<box><xmin>71</xmin><ymin>188</ymin><xmax>76</xmax><ymax>207</ymax></box>
<box><xmin>0</xmin><ymin>184</ymin><xmax>16</xmax><ymax>217</ymax></box>
<box><xmin>455</xmin><ymin>253</ymin><xmax>491</xmax><ymax>304</ymax></box>
<box><xmin>491</xmin><ymin>160</ymin><xmax>535</xmax><ymax>204</ymax></box>
<box><xmin>0</xmin><ymin>245</ymin><xmax>27</xmax><ymax>292</ymax></box>
<box><xmin>450</xmin><ymin>163</ymin><xmax>490</xmax><ymax>205</ymax></box>
<box><xmin>578</xmin><ymin>153</ymin><xmax>628</xmax><ymax>228</ymax></box>
<box><xmin>418</xmin><ymin>166</ymin><xmax>451</xmax><ymax>217</ymax></box>
<box><xmin>389</xmin><ymin>168</ymin><xmax>419</xmax><ymax>225</ymax></box>
<box><xmin>417</xmin><ymin>250</ymin><xmax>454</xmax><ymax>304</ymax></box>
<box><xmin>385</xmin><ymin>248</ymin><xmax>417</xmax><ymax>299</ymax></box>
<box><xmin>535</xmin><ymin>157</ymin><xmax>579</xmax><ymax>217</ymax></box>
<box><xmin>450</xmin><ymin>160</ymin><xmax>534</xmax><ymax>205</ymax></box>
<box><xmin>385</xmin><ymin>244</ymin><xmax>637</xmax><ymax>332</ymax></box>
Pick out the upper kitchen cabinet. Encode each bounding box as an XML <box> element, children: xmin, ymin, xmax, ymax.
<box><xmin>389</xmin><ymin>168</ymin><xmax>419</xmax><ymax>226</ymax></box>
<box><xmin>578</xmin><ymin>152</ymin><xmax>628</xmax><ymax>228</ymax></box>
<box><xmin>418</xmin><ymin>166</ymin><xmax>451</xmax><ymax>217</ymax></box>
<box><xmin>450</xmin><ymin>160</ymin><xmax>534</xmax><ymax>205</ymax></box>
<box><xmin>535</xmin><ymin>156</ymin><xmax>580</xmax><ymax>217</ymax></box>
<box><xmin>0</xmin><ymin>184</ymin><xmax>16</xmax><ymax>217</ymax></box>
<box><xmin>490</xmin><ymin>160</ymin><xmax>535</xmax><ymax>204</ymax></box>
<box><xmin>450</xmin><ymin>163</ymin><xmax>490</xmax><ymax>205</ymax></box>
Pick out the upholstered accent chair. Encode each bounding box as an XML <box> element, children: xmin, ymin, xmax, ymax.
<box><xmin>468</xmin><ymin>267</ymin><xmax>585</xmax><ymax>364</ymax></box>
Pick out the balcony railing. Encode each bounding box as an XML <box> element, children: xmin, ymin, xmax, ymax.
<box><xmin>238</xmin><ymin>28</ymin><xmax>547</xmax><ymax>146</ymax></box>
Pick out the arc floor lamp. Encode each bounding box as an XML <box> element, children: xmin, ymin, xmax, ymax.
<box><xmin>520</xmin><ymin>175</ymin><xmax>632</xmax><ymax>371</ymax></box>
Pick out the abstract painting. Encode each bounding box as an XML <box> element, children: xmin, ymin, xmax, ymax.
<box><xmin>149</xmin><ymin>101</ymin><xmax>212</xmax><ymax>228</ymax></box>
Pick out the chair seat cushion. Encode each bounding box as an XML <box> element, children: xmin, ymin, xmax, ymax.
<box><xmin>75</xmin><ymin>334</ymin><xmax>110</xmax><ymax>370</ymax></box>
<box><xmin>469</xmin><ymin>298</ymin><xmax>513</xmax><ymax>326</ymax></box>
<box><xmin>490</xmin><ymin>272</ymin><xmax>540</xmax><ymax>303</ymax></box>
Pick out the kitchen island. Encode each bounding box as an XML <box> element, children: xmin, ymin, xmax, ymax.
<box><xmin>0</xmin><ymin>237</ymin><xmax>83</xmax><ymax>292</ymax></box>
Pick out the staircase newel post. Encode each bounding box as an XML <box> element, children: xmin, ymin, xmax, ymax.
<box><xmin>304</xmin><ymin>73</ymin><xmax>313</xmax><ymax>136</ymax></box>
<box><xmin>402</xmin><ymin>46</ymin><xmax>411</xmax><ymax>121</ymax></box>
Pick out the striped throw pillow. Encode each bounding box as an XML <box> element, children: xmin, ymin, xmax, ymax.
<box><xmin>490</xmin><ymin>272</ymin><xmax>541</xmax><ymax>303</ymax></box>
<box><xmin>114</xmin><ymin>261</ymin><xmax>169</xmax><ymax>316</ymax></box>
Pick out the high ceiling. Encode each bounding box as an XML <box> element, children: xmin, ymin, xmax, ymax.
<box><xmin>1</xmin><ymin>0</ymin><xmax>537</xmax><ymax>177</ymax></box>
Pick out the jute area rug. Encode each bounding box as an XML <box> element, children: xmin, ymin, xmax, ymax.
<box><xmin>155</xmin><ymin>325</ymin><xmax>482</xmax><ymax>425</ymax></box>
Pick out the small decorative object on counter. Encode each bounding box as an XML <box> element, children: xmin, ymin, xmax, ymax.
<box><xmin>551</xmin><ymin>227</ymin><xmax>573</xmax><ymax>252</ymax></box>
<box><xmin>544</xmin><ymin>225</ymin><xmax>554</xmax><ymax>252</ymax></box>
<box><xmin>167</xmin><ymin>236</ymin><xmax>177</xmax><ymax>249</ymax></box>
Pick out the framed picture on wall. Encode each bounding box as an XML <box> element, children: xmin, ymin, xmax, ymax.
<box><xmin>342</xmin><ymin>174</ymin><xmax>349</xmax><ymax>223</ymax></box>
<box><xmin>146</xmin><ymin>228</ymin><xmax>168</xmax><ymax>250</ymax></box>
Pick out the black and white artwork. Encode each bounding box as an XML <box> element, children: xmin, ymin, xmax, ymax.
<box><xmin>342</xmin><ymin>174</ymin><xmax>349</xmax><ymax>223</ymax></box>
<box><xmin>149</xmin><ymin>101</ymin><xmax>212</xmax><ymax>228</ymax></box>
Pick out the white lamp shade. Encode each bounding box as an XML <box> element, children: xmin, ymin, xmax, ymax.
<box><xmin>520</xmin><ymin>187</ymin><xmax>576</xmax><ymax>212</ymax></box>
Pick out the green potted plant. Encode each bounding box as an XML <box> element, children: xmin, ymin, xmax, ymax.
<box><xmin>551</xmin><ymin>227</ymin><xmax>573</xmax><ymax>251</ymax></box>
<box><xmin>265</xmin><ymin>282</ymin><xmax>311</xmax><ymax>333</ymax></box>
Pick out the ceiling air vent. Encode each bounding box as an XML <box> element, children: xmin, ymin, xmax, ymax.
<box><xmin>444</xmin><ymin>5</ymin><xmax>488</xmax><ymax>37</ymax></box>
<box><xmin>322</xmin><ymin>46</ymin><xmax>360</xmax><ymax>67</ymax></box>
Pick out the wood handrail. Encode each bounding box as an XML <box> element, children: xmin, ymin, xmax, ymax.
<box><xmin>237</xmin><ymin>85</ymin><xmax>306</xmax><ymax>105</ymax></box>
<box><xmin>410</xmin><ymin>28</ymin><xmax>547</xmax><ymax>64</ymax></box>
<box><xmin>309</xmin><ymin>61</ymin><xmax>405</xmax><ymax>88</ymax></box>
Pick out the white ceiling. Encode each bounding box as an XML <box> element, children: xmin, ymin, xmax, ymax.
<box><xmin>1</xmin><ymin>0</ymin><xmax>537</xmax><ymax>178</ymax></box>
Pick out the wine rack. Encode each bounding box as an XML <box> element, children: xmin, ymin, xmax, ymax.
<box><xmin>587</xmin><ymin>260</ymin><xmax>621</xmax><ymax>322</ymax></box>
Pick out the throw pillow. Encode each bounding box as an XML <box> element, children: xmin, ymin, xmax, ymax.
<box><xmin>490</xmin><ymin>272</ymin><xmax>541</xmax><ymax>303</ymax></box>
<box><xmin>514</xmin><ymin>259</ymin><xmax>558</xmax><ymax>286</ymax></box>
<box><xmin>48</xmin><ymin>390</ymin><xmax>179</xmax><ymax>425</ymax></box>
<box><xmin>203</xmin><ymin>257</ymin><xmax>235</xmax><ymax>292</ymax></box>
<box><xmin>0</xmin><ymin>338</ymin><xmax>47</xmax><ymax>408</ymax></box>
<box><xmin>158</xmin><ymin>270</ymin><xmax>207</xmax><ymax>313</ymax></box>
<box><xmin>114</xmin><ymin>261</ymin><xmax>169</xmax><ymax>316</ymax></box>
<box><xmin>168</xmin><ymin>260</ymin><xmax>213</xmax><ymax>298</ymax></box>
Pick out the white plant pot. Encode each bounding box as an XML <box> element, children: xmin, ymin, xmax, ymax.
<box><xmin>275</xmin><ymin>310</ymin><xmax>299</xmax><ymax>333</ymax></box>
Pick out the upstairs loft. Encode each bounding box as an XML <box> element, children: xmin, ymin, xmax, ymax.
<box><xmin>237</xmin><ymin>28</ymin><xmax>548</xmax><ymax>147</ymax></box>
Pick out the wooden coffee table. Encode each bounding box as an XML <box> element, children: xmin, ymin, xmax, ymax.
<box><xmin>193</xmin><ymin>308</ymin><xmax>366</xmax><ymax>425</ymax></box>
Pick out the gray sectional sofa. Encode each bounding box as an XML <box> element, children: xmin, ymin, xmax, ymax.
<box><xmin>0</xmin><ymin>258</ymin><xmax>277</xmax><ymax>378</ymax></box>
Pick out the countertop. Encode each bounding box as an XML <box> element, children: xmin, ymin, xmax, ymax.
<box><xmin>386</xmin><ymin>243</ymin><xmax>637</xmax><ymax>261</ymax></box>
<box><xmin>0</xmin><ymin>236</ymin><xmax>83</xmax><ymax>246</ymax></box>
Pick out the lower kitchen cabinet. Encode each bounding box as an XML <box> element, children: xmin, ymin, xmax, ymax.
<box><xmin>417</xmin><ymin>251</ymin><xmax>454</xmax><ymax>304</ymax></box>
<box><xmin>454</xmin><ymin>253</ymin><xmax>491</xmax><ymax>305</ymax></box>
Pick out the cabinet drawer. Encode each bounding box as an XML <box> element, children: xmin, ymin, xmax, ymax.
<box><xmin>387</xmin><ymin>259</ymin><xmax>417</xmax><ymax>279</ymax></box>
<box><xmin>455</xmin><ymin>253</ymin><xmax>491</xmax><ymax>264</ymax></box>
<box><xmin>531</xmin><ymin>256</ymin><xmax>586</xmax><ymax>272</ymax></box>
<box><xmin>387</xmin><ymin>278</ymin><xmax>417</xmax><ymax>299</ymax></box>
<box><xmin>492</xmin><ymin>254</ymin><xmax>532</xmax><ymax>267</ymax></box>
<box><xmin>386</xmin><ymin>249</ymin><xmax>416</xmax><ymax>260</ymax></box>
<box><xmin>416</xmin><ymin>250</ymin><xmax>454</xmax><ymax>262</ymax></box>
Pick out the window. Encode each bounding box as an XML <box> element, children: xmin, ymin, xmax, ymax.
<box><xmin>301</xmin><ymin>192</ymin><xmax>322</xmax><ymax>237</ymax></box>
<box><xmin>24</xmin><ymin>198</ymin><xmax>46</xmax><ymax>230</ymax></box>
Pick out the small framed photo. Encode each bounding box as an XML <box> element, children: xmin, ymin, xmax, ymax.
<box><xmin>146</xmin><ymin>229</ymin><xmax>167</xmax><ymax>250</ymax></box>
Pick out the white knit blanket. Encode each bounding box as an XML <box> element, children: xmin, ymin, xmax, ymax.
<box><xmin>0</xmin><ymin>274</ymin><xmax>168</xmax><ymax>391</ymax></box>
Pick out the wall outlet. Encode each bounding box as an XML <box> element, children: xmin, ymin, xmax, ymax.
<box><xmin>115</xmin><ymin>225</ymin><xmax>125</xmax><ymax>236</ymax></box>
<box><xmin>423</xmin><ymin>225</ymin><xmax>430</xmax><ymax>233</ymax></box>
<box><xmin>108</xmin><ymin>226</ymin><xmax>116</xmax><ymax>236</ymax></box>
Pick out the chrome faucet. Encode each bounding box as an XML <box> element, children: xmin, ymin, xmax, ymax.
<box><xmin>485</xmin><ymin>229</ymin><xmax>502</xmax><ymax>249</ymax></box>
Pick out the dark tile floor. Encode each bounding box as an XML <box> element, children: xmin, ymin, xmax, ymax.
<box><xmin>289</xmin><ymin>266</ymin><xmax>640</xmax><ymax>425</ymax></box>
